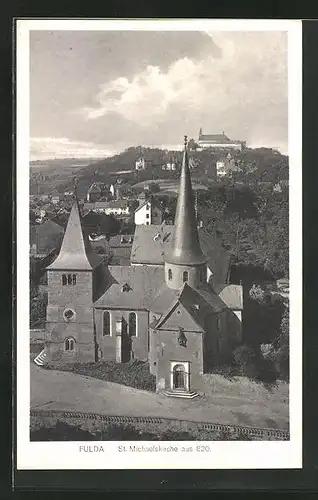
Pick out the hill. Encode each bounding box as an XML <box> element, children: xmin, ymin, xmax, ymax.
<box><xmin>131</xmin><ymin>178</ymin><xmax>208</xmax><ymax>194</ymax></box>
<box><xmin>30</xmin><ymin>146</ymin><xmax>289</xmax><ymax>197</ymax></box>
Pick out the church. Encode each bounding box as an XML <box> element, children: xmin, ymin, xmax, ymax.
<box><xmin>37</xmin><ymin>137</ymin><xmax>243</xmax><ymax>397</ymax></box>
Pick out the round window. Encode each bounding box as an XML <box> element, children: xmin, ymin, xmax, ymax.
<box><xmin>63</xmin><ymin>308</ymin><xmax>75</xmax><ymax>321</ymax></box>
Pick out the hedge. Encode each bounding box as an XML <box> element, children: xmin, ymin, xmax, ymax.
<box><xmin>45</xmin><ymin>359</ymin><xmax>156</xmax><ymax>392</ymax></box>
<box><xmin>30</xmin><ymin>419</ymin><xmax>255</xmax><ymax>441</ymax></box>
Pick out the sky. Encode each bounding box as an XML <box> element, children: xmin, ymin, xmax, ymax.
<box><xmin>30</xmin><ymin>30</ymin><xmax>288</xmax><ymax>161</ymax></box>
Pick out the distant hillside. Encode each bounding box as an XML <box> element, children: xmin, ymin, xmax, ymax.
<box><xmin>132</xmin><ymin>178</ymin><xmax>208</xmax><ymax>195</ymax></box>
<box><xmin>30</xmin><ymin>146</ymin><xmax>289</xmax><ymax>197</ymax></box>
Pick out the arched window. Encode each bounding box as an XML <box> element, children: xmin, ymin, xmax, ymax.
<box><xmin>65</xmin><ymin>337</ymin><xmax>75</xmax><ymax>351</ymax></box>
<box><xmin>103</xmin><ymin>311</ymin><xmax>111</xmax><ymax>336</ymax></box>
<box><xmin>168</xmin><ymin>269</ymin><xmax>172</xmax><ymax>281</ymax></box>
<box><xmin>216</xmin><ymin>317</ymin><xmax>221</xmax><ymax>330</ymax></box>
<box><xmin>183</xmin><ymin>271</ymin><xmax>189</xmax><ymax>282</ymax></box>
<box><xmin>129</xmin><ymin>312</ymin><xmax>137</xmax><ymax>337</ymax></box>
<box><xmin>62</xmin><ymin>274</ymin><xmax>77</xmax><ymax>285</ymax></box>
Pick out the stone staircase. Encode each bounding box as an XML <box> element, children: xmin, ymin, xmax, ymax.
<box><xmin>34</xmin><ymin>348</ymin><xmax>49</xmax><ymax>367</ymax></box>
<box><xmin>162</xmin><ymin>389</ymin><xmax>199</xmax><ymax>399</ymax></box>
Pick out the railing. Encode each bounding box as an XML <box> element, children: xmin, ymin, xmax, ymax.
<box><xmin>30</xmin><ymin>409</ymin><xmax>289</xmax><ymax>440</ymax></box>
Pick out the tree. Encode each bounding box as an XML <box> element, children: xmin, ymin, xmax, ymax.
<box><xmin>94</xmin><ymin>245</ymin><xmax>107</xmax><ymax>254</ymax></box>
<box><xmin>30</xmin><ymin>295</ymin><xmax>47</xmax><ymax>327</ymax></box>
<box><xmin>244</xmin><ymin>288</ymin><xmax>285</xmax><ymax>348</ymax></box>
<box><xmin>99</xmin><ymin>214</ymin><xmax>121</xmax><ymax>236</ymax></box>
<box><xmin>188</xmin><ymin>138</ymin><xmax>199</xmax><ymax>151</ymax></box>
<box><xmin>270</xmin><ymin>304</ymin><xmax>289</xmax><ymax>380</ymax></box>
<box><xmin>233</xmin><ymin>345</ymin><xmax>259</xmax><ymax>379</ymax></box>
<box><xmin>148</xmin><ymin>182</ymin><xmax>160</xmax><ymax>194</ymax></box>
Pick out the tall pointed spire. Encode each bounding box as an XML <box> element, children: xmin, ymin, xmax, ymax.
<box><xmin>47</xmin><ymin>198</ymin><xmax>103</xmax><ymax>271</ymax></box>
<box><xmin>165</xmin><ymin>136</ymin><xmax>206</xmax><ymax>266</ymax></box>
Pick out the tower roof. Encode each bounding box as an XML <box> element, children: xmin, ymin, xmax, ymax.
<box><xmin>165</xmin><ymin>137</ymin><xmax>207</xmax><ymax>266</ymax></box>
<box><xmin>46</xmin><ymin>198</ymin><xmax>103</xmax><ymax>271</ymax></box>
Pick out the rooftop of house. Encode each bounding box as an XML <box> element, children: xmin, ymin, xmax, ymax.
<box><xmin>50</xmin><ymin>214</ymin><xmax>69</xmax><ymax>228</ymax></box>
<box><xmin>84</xmin><ymin>200</ymin><xmax>129</xmax><ymax>210</ymax></box>
<box><xmin>31</xmin><ymin>219</ymin><xmax>64</xmax><ymax>237</ymax></box>
<box><xmin>199</xmin><ymin>132</ymin><xmax>231</xmax><ymax>143</ymax></box>
<box><xmin>130</xmin><ymin>224</ymin><xmax>230</xmax><ymax>285</ymax></box>
<box><xmin>50</xmin><ymin>190</ymin><xmax>62</xmax><ymax>198</ymax></box>
<box><xmin>108</xmin><ymin>234</ymin><xmax>134</xmax><ymax>247</ymax></box>
<box><xmin>213</xmin><ymin>283</ymin><xmax>244</xmax><ymax>310</ymax></box>
<box><xmin>135</xmin><ymin>198</ymin><xmax>162</xmax><ymax>213</ymax></box>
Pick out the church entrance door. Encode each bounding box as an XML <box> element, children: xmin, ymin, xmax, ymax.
<box><xmin>173</xmin><ymin>364</ymin><xmax>187</xmax><ymax>390</ymax></box>
<box><xmin>121</xmin><ymin>319</ymin><xmax>132</xmax><ymax>363</ymax></box>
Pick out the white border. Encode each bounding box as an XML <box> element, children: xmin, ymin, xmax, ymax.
<box><xmin>16</xmin><ymin>19</ymin><xmax>302</xmax><ymax>470</ymax></box>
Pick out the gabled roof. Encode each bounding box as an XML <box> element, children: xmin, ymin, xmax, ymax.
<box><xmin>87</xmin><ymin>183</ymin><xmax>102</xmax><ymax>194</ymax></box>
<box><xmin>30</xmin><ymin>220</ymin><xmax>64</xmax><ymax>253</ymax></box>
<box><xmin>33</xmin><ymin>220</ymin><xmax>64</xmax><ymax>237</ymax></box>
<box><xmin>153</xmin><ymin>283</ymin><xmax>227</xmax><ymax>332</ymax></box>
<box><xmin>46</xmin><ymin>200</ymin><xmax>103</xmax><ymax>271</ymax></box>
<box><xmin>213</xmin><ymin>284</ymin><xmax>243</xmax><ymax>310</ymax></box>
<box><xmin>108</xmin><ymin>234</ymin><xmax>134</xmax><ymax>247</ymax></box>
<box><xmin>130</xmin><ymin>224</ymin><xmax>230</xmax><ymax>285</ymax></box>
<box><xmin>50</xmin><ymin>214</ymin><xmax>69</xmax><ymax>228</ymax></box>
<box><xmin>84</xmin><ymin>200</ymin><xmax>129</xmax><ymax>210</ymax></box>
<box><xmin>199</xmin><ymin>133</ymin><xmax>231</xmax><ymax>143</ymax></box>
<box><xmin>135</xmin><ymin>198</ymin><xmax>162</xmax><ymax>213</ymax></box>
<box><xmin>131</xmin><ymin>224</ymin><xmax>171</xmax><ymax>265</ymax></box>
<box><xmin>94</xmin><ymin>265</ymin><xmax>165</xmax><ymax>310</ymax></box>
<box><xmin>154</xmin><ymin>300</ymin><xmax>204</xmax><ymax>333</ymax></box>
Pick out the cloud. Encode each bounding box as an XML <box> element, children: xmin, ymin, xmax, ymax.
<box><xmin>30</xmin><ymin>137</ymin><xmax>117</xmax><ymax>161</ymax></box>
<box><xmin>79</xmin><ymin>31</ymin><xmax>287</xmax><ymax>139</ymax></box>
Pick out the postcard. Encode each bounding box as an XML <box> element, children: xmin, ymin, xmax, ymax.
<box><xmin>16</xmin><ymin>18</ymin><xmax>302</xmax><ymax>470</ymax></box>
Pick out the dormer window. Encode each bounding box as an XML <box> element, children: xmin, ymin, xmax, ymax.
<box><xmin>193</xmin><ymin>304</ymin><xmax>200</xmax><ymax>310</ymax></box>
<box><xmin>122</xmin><ymin>283</ymin><xmax>131</xmax><ymax>292</ymax></box>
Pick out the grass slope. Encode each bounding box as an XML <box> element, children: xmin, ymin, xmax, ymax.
<box><xmin>30</xmin><ymin>362</ymin><xmax>289</xmax><ymax>430</ymax></box>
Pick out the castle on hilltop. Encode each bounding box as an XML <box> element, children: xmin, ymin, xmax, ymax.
<box><xmin>36</xmin><ymin>137</ymin><xmax>243</xmax><ymax>397</ymax></box>
<box><xmin>198</xmin><ymin>128</ymin><xmax>246</xmax><ymax>151</ymax></box>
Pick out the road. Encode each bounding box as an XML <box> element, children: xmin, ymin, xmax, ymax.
<box><xmin>30</xmin><ymin>363</ymin><xmax>289</xmax><ymax>429</ymax></box>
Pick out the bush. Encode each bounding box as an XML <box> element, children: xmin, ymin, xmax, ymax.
<box><xmin>31</xmin><ymin>420</ymin><xmax>95</xmax><ymax>441</ymax></box>
<box><xmin>45</xmin><ymin>359</ymin><xmax>156</xmax><ymax>392</ymax></box>
<box><xmin>30</xmin><ymin>420</ymin><xmax>261</xmax><ymax>442</ymax></box>
<box><xmin>233</xmin><ymin>345</ymin><xmax>258</xmax><ymax>378</ymax></box>
<box><xmin>233</xmin><ymin>344</ymin><xmax>277</xmax><ymax>384</ymax></box>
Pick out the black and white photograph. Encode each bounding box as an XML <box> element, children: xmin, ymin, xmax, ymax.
<box><xmin>16</xmin><ymin>19</ymin><xmax>302</xmax><ymax>470</ymax></box>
